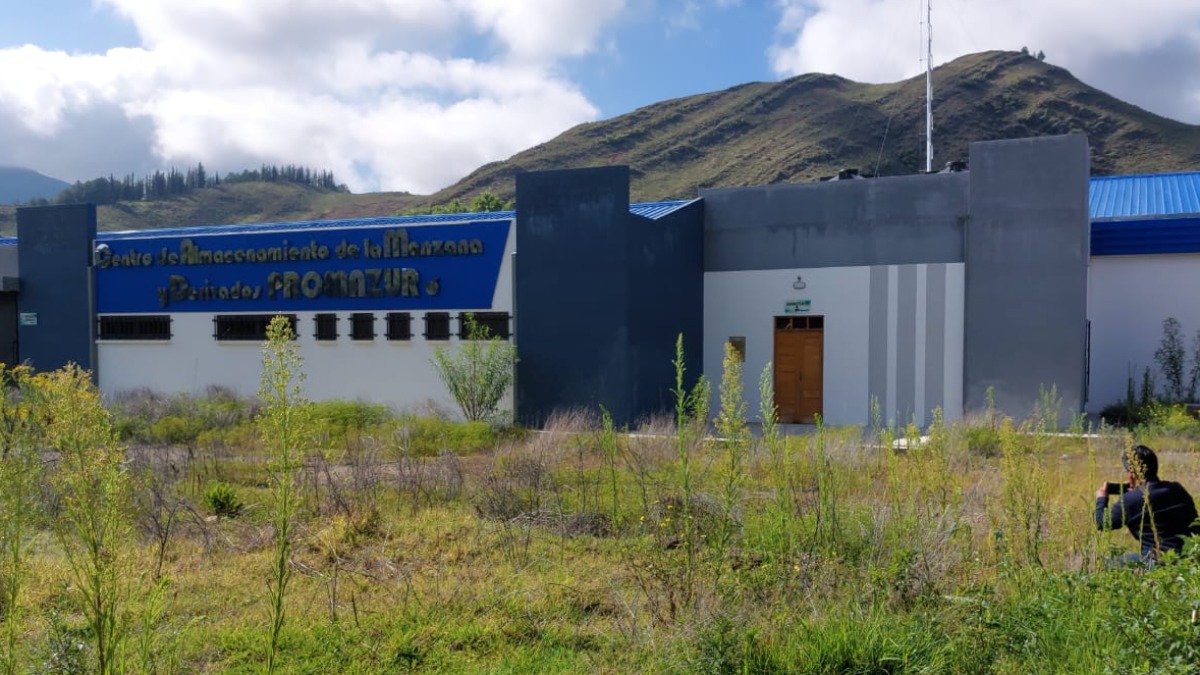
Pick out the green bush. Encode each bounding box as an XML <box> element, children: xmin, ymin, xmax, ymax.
<box><xmin>431</xmin><ymin>314</ymin><xmax>517</xmax><ymax>422</ymax></box>
<box><xmin>107</xmin><ymin>388</ymin><xmax>256</xmax><ymax>446</ymax></box>
<box><xmin>398</xmin><ymin>417</ymin><xmax>501</xmax><ymax>456</ymax></box>
<box><xmin>310</xmin><ymin>400</ymin><xmax>393</xmax><ymax>445</ymax></box>
<box><xmin>110</xmin><ymin>415</ymin><xmax>149</xmax><ymax>443</ymax></box>
<box><xmin>964</xmin><ymin>424</ymin><xmax>1001</xmax><ymax>458</ymax></box>
<box><xmin>203</xmin><ymin>482</ymin><xmax>244</xmax><ymax>518</ymax></box>
<box><xmin>149</xmin><ymin>415</ymin><xmax>205</xmax><ymax>445</ymax></box>
<box><xmin>1100</xmin><ymin>399</ymin><xmax>1200</xmax><ymax>441</ymax></box>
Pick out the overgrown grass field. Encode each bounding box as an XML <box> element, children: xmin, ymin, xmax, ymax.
<box><xmin>3</xmin><ymin>340</ymin><xmax>1200</xmax><ymax>673</ymax></box>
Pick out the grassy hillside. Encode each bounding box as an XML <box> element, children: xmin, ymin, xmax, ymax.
<box><xmin>2</xmin><ymin>49</ymin><xmax>1197</xmax><ymax>233</ymax></box>
<box><xmin>0</xmin><ymin>182</ymin><xmax>429</xmax><ymax>236</ymax></box>
<box><xmin>435</xmin><ymin>50</ymin><xmax>1200</xmax><ymax>203</ymax></box>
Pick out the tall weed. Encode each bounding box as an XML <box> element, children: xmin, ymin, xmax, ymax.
<box><xmin>258</xmin><ymin>316</ymin><xmax>313</xmax><ymax>673</ymax></box>
<box><xmin>34</xmin><ymin>365</ymin><xmax>134</xmax><ymax>675</ymax></box>
<box><xmin>0</xmin><ymin>365</ymin><xmax>39</xmax><ymax>675</ymax></box>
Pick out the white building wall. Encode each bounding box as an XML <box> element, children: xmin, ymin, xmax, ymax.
<box><xmin>1086</xmin><ymin>253</ymin><xmax>1200</xmax><ymax>412</ymax></box>
<box><xmin>704</xmin><ymin>267</ymin><xmax>870</xmax><ymax>427</ymax></box>
<box><xmin>97</xmin><ymin>223</ymin><xmax>516</xmax><ymax>417</ymax></box>
<box><xmin>703</xmin><ymin>263</ymin><xmax>964</xmax><ymax>428</ymax></box>
<box><xmin>942</xmin><ymin>263</ymin><xmax>966</xmax><ymax>424</ymax></box>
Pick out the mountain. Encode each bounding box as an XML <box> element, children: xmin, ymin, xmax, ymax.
<box><xmin>1</xmin><ymin>49</ymin><xmax>1198</xmax><ymax>234</ymax></box>
<box><xmin>432</xmin><ymin>50</ymin><xmax>1200</xmax><ymax>204</ymax></box>
<box><xmin>0</xmin><ymin>167</ymin><xmax>70</xmax><ymax>204</ymax></box>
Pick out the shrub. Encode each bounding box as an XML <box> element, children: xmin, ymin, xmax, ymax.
<box><xmin>33</xmin><ymin>364</ymin><xmax>134</xmax><ymax>675</ymax></box>
<box><xmin>310</xmin><ymin>400</ymin><xmax>391</xmax><ymax>433</ymax></box>
<box><xmin>431</xmin><ymin>314</ymin><xmax>517</xmax><ymax>422</ymax></box>
<box><xmin>148</xmin><ymin>415</ymin><xmax>204</xmax><ymax>446</ymax></box>
<box><xmin>964</xmin><ymin>423</ymin><xmax>1002</xmax><ymax>458</ymax></box>
<box><xmin>396</xmin><ymin>416</ymin><xmax>499</xmax><ymax>456</ymax></box>
<box><xmin>1155</xmin><ymin>317</ymin><xmax>1188</xmax><ymax>402</ymax></box>
<box><xmin>203</xmin><ymin>482</ymin><xmax>244</xmax><ymax>518</ymax></box>
<box><xmin>107</xmin><ymin>388</ymin><xmax>257</xmax><ymax>447</ymax></box>
<box><xmin>111</xmin><ymin>415</ymin><xmax>150</xmax><ymax>443</ymax></box>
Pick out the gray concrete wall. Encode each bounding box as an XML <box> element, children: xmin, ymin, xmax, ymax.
<box><xmin>627</xmin><ymin>202</ymin><xmax>705</xmax><ymax>419</ymax></box>
<box><xmin>698</xmin><ymin>133</ymin><xmax>1089</xmax><ymax>426</ymax></box>
<box><xmin>16</xmin><ymin>204</ymin><xmax>97</xmax><ymax>373</ymax></box>
<box><xmin>964</xmin><ymin>134</ymin><xmax>1090</xmax><ymax>421</ymax></box>
<box><xmin>0</xmin><ymin>243</ymin><xmax>18</xmax><ymax>278</ymax></box>
<box><xmin>701</xmin><ymin>173</ymin><xmax>969</xmax><ymax>271</ymax></box>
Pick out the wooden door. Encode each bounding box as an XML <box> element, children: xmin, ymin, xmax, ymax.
<box><xmin>774</xmin><ymin>316</ymin><xmax>824</xmax><ymax>424</ymax></box>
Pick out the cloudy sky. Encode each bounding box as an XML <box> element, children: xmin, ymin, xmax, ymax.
<box><xmin>1</xmin><ymin>0</ymin><xmax>1198</xmax><ymax>194</ymax></box>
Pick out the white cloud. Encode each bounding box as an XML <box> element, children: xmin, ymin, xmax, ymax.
<box><xmin>770</xmin><ymin>0</ymin><xmax>1200</xmax><ymax>124</ymax></box>
<box><xmin>661</xmin><ymin>0</ymin><xmax>743</xmax><ymax>35</ymax></box>
<box><xmin>0</xmin><ymin>0</ymin><xmax>626</xmax><ymax>192</ymax></box>
<box><xmin>461</xmin><ymin>0</ymin><xmax>625</xmax><ymax>60</ymax></box>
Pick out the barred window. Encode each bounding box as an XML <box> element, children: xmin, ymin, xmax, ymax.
<box><xmin>213</xmin><ymin>314</ymin><xmax>297</xmax><ymax>341</ymax></box>
<box><xmin>314</xmin><ymin>313</ymin><xmax>338</xmax><ymax>341</ymax></box>
<box><xmin>97</xmin><ymin>315</ymin><xmax>171</xmax><ymax>341</ymax></box>
<box><xmin>386</xmin><ymin>312</ymin><xmax>412</xmax><ymax>341</ymax></box>
<box><xmin>350</xmin><ymin>313</ymin><xmax>375</xmax><ymax>341</ymax></box>
<box><xmin>423</xmin><ymin>312</ymin><xmax>450</xmax><ymax>341</ymax></box>
<box><xmin>458</xmin><ymin>311</ymin><xmax>510</xmax><ymax>340</ymax></box>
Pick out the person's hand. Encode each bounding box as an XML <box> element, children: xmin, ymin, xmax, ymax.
<box><xmin>1096</xmin><ymin>482</ymin><xmax>1110</xmax><ymax>499</ymax></box>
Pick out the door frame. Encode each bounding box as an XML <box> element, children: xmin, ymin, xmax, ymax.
<box><xmin>773</xmin><ymin>315</ymin><xmax>824</xmax><ymax>424</ymax></box>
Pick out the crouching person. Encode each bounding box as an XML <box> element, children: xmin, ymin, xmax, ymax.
<box><xmin>1094</xmin><ymin>445</ymin><xmax>1200</xmax><ymax>568</ymax></box>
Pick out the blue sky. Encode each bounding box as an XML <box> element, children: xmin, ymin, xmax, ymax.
<box><xmin>0</xmin><ymin>1</ymin><xmax>1197</xmax><ymax>194</ymax></box>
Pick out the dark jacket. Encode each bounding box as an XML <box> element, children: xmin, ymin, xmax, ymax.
<box><xmin>1095</xmin><ymin>480</ymin><xmax>1200</xmax><ymax>558</ymax></box>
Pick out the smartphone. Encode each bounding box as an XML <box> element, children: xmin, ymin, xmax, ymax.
<box><xmin>1105</xmin><ymin>482</ymin><xmax>1130</xmax><ymax>495</ymax></box>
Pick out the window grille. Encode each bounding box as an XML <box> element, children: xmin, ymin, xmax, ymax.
<box><xmin>97</xmin><ymin>315</ymin><xmax>171</xmax><ymax>341</ymax></box>
<box><xmin>386</xmin><ymin>312</ymin><xmax>412</xmax><ymax>341</ymax></box>
<box><xmin>423</xmin><ymin>312</ymin><xmax>450</xmax><ymax>341</ymax></box>
<box><xmin>213</xmin><ymin>314</ymin><xmax>297</xmax><ymax>341</ymax></box>
<box><xmin>314</xmin><ymin>313</ymin><xmax>338</xmax><ymax>341</ymax></box>
<box><xmin>458</xmin><ymin>311</ymin><xmax>511</xmax><ymax>340</ymax></box>
<box><xmin>350</xmin><ymin>313</ymin><xmax>375</xmax><ymax>341</ymax></box>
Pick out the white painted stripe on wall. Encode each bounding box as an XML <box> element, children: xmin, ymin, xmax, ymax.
<box><xmin>943</xmin><ymin>263</ymin><xmax>966</xmax><ymax>422</ymax></box>
<box><xmin>886</xmin><ymin>265</ymin><xmax>898</xmax><ymax>426</ymax></box>
<box><xmin>915</xmin><ymin>264</ymin><xmax>928</xmax><ymax>426</ymax></box>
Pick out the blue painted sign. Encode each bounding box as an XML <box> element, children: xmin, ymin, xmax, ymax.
<box><xmin>95</xmin><ymin>220</ymin><xmax>511</xmax><ymax>313</ymax></box>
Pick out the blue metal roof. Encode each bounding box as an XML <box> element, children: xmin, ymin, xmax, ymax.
<box><xmin>1089</xmin><ymin>171</ymin><xmax>1200</xmax><ymax>220</ymax></box>
<box><xmin>0</xmin><ymin>199</ymin><xmax>695</xmax><ymax>247</ymax></box>
<box><xmin>630</xmin><ymin>199</ymin><xmax>700</xmax><ymax>219</ymax></box>
<box><xmin>34</xmin><ymin>199</ymin><xmax>695</xmax><ymax>243</ymax></box>
<box><xmin>98</xmin><ymin>210</ymin><xmax>517</xmax><ymax>241</ymax></box>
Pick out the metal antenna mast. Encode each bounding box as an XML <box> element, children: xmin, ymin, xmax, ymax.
<box><xmin>925</xmin><ymin>0</ymin><xmax>933</xmax><ymax>173</ymax></box>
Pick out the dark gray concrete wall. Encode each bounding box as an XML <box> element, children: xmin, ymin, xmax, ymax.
<box><xmin>515</xmin><ymin>167</ymin><xmax>634</xmax><ymax>426</ymax></box>
<box><xmin>627</xmin><ymin>202</ymin><xmax>705</xmax><ymax>419</ymax></box>
<box><xmin>964</xmin><ymin>134</ymin><xmax>1090</xmax><ymax>421</ymax></box>
<box><xmin>0</xmin><ymin>294</ymin><xmax>17</xmax><ymax>366</ymax></box>
<box><xmin>701</xmin><ymin>173</ymin><xmax>969</xmax><ymax>272</ymax></box>
<box><xmin>16</xmin><ymin>204</ymin><xmax>97</xmax><ymax>373</ymax></box>
<box><xmin>514</xmin><ymin>168</ymin><xmax>704</xmax><ymax>427</ymax></box>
